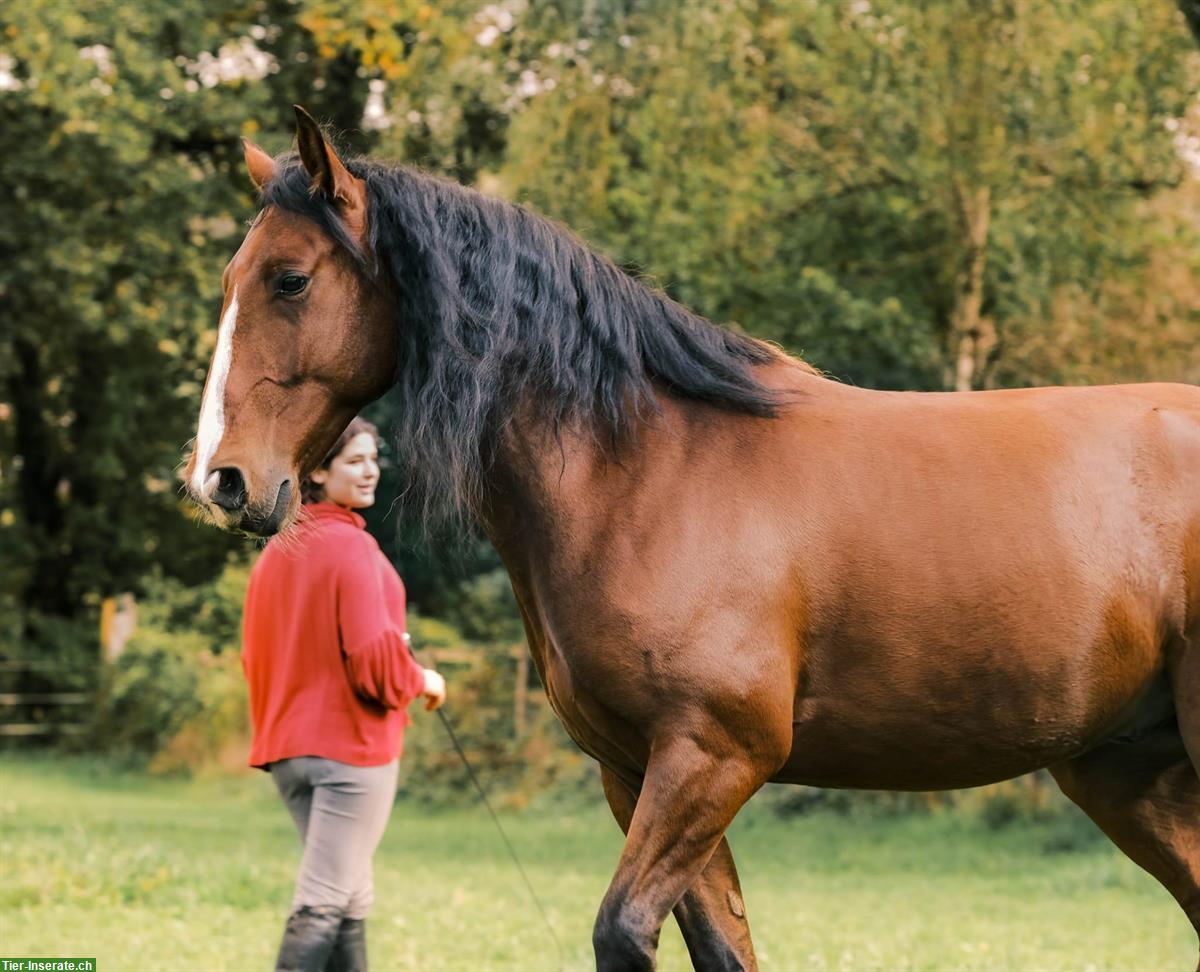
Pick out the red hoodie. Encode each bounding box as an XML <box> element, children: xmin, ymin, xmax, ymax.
<box><xmin>241</xmin><ymin>502</ymin><xmax>427</xmax><ymax>768</ymax></box>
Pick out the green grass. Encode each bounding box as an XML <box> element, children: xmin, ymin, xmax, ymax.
<box><xmin>0</xmin><ymin>755</ymin><xmax>1193</xmax><ymax>972</ymax></box>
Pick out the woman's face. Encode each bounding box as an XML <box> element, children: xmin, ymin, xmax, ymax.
<box><xmin>308</xmin><ymin>431</ymin><xmax>379</xmax><ymax>510</ymax></box>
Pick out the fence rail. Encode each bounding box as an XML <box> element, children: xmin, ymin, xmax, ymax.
<box><xmin>1</xmin><ymin>723</ymin><xmax>87</xmax><ymax>737</ymax></box>
<box><xmin>424</xmin><ymin>644</ymin><xmax>536</xmax><ymax>739</ymax></box>
<box><xmin>0</xmin><ymin>643</ymin><xmax>539</xmax><ymax>740</ymax></box>
<box><xmin>0</xmin><ymin>692</ymin><xmax>89</xmax><ymax>705</ymax></box>
<box><xmin>0</xmin><ymin>660</ymin><xmax>88</xmax><ymax>738</ymax></box>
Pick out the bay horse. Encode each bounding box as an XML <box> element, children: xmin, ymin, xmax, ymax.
<box><xmin>186</xmin><ymin>108</ymin><xmax>1200</xmax><ymax>971</ymax></box>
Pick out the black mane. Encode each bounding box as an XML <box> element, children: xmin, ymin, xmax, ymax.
<box><xmin>262</xmin><ymin>155</ymin><xmax>784</xmax><ymax>529</ymax></box>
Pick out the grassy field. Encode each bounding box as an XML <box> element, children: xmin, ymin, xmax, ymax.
<box><xmin>0</xmin><ymin>755</ymin><xmax>1194</xmax><ymax>972</ymax></box>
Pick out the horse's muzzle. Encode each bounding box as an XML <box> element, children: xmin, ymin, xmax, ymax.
<box><xmin>237</xmin><ymin>478</ymin><xmax>294</xmax><ymax>538</ymax></box>
<box><xmin>191</xmin><ymin>468</ymin><xmax>294</xmax><ymax>538</ymax></box>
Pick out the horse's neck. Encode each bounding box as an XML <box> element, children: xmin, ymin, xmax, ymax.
<box><xmin>479</xmin><ymin>401</ymin><xmax>601</xmax><ymax>550</ymax></box>
<box><xmin>477</xmin><ymin>360</ymin><xmax>810</xmax><ymax>553</ymax></box>
<box><xmin>472</xmin><ymin>406</ymin><xmax>579</xmax><ymax>650</ymax></box>
<box><xmin>477</xmin><ymin>357</ymin><xmax>819</xmax><ymax>580</ymax></box>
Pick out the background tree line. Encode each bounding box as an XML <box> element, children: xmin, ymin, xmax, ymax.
<box><xmin>1</xmin><ymin>1</ymin><xmax>1197</xmax><ymax>783</ymax></box>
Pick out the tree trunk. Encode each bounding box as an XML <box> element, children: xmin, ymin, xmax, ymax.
<box><xmin>947</xmin><ymin>182</ymin><xmax>995</xmax><ymax>392</ymax></box>
<box><xmin>1179</xmin><ymin>1</ymin><xmax>1200</xmax><ymax>47</ymax></box>
<box><xmin>11</xmin><ymin>337</ymin><xmax>72</xmax><ymax>622</ymax></box>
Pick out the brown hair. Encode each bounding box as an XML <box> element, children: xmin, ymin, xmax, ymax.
<box><xmin>300</xmin><ymin>416</ymin><xmax>381</xmax><ymax>504</ymax></box>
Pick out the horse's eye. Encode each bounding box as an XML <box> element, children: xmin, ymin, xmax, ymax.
<box><xmin>277</xmin><ymin>273</ymin><xmax>309</xmax><ymax>297</ymax></box>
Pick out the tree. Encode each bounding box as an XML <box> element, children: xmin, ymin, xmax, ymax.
<box><xmin>496</xmin><ymin>0</ymin><xmax>1198</xmax><ymax>390</ymax></box>
<box><xmin>0</xmin><ymin>0</ymin><xmax>374</xmax><ymax>681</ymax></box>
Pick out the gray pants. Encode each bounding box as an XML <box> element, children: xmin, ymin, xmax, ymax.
<box><xmin>270</xmin><ymin>756</ymin><xmax>400</xmax><ymax>919</ymax></box>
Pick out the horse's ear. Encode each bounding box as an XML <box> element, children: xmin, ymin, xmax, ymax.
<box><xmin>242</xmin><ymin>138</ymin><xmax>277</xmax><ymax>190</ymax></box>
<box><xmin>293</xmin><ymin>104</ymin><xmax>367</xmax><ymax>239</ymax></box>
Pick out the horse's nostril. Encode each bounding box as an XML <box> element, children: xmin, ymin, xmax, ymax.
<box><xmin>211</xmin><ymin>467</ymin><xmax>247</xmax><ymax>512</ymax></box>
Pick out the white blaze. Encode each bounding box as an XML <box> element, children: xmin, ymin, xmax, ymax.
<box><xmin>192</xmin><ymin>287</ymin><xmax>239</xmax><ymax>495</ymax></box>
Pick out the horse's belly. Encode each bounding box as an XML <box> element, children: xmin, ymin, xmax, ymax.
<box><xmin>773</xmin><ymin>715</ymin><xmax>1090</xmax><ymax>791</ymax></box>
<box><xmin>772</xmin><ymin>629</ymin><xmax>1170</xmax><ymax>791</ymax></box>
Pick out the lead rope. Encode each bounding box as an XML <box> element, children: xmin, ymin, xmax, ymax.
<box><xmin>406</xmin><ymin>637</ymin><xmax>566</xmax><ymax>970</ymax></box>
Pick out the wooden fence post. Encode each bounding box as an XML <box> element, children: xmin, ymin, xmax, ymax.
<box><xmin>513</xmin><ymin>646</ymin><xmax>528</xmax><ymax>740</ymax></box>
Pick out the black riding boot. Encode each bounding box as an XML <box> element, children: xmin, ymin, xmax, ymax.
<box><xmin>274</xmin><ymin>905</ymin><xmax>344</xmax><ymax>972</ymax></box>
<box><xmin>325</xmin><ymin>918</ymin><xmax>367</xmax><ymax>972</ymax></box>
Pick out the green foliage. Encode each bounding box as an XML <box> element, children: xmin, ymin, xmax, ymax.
<box><xmin>91</xmin><ymin>625</ymin><xmax>221</xmax><ymax>764</ymax></box>
<box><xmin>86</xmin><ymin>554</ymin><xmax>254</xmax><ymax>770</ymax></box>
<box><xmin>407</xmin><ymin>612</ymin><xmax>466</xmax><ymax>651</ymax></box>
<box><xmin>441</xmin><ymin>569</ymin><xmax>526</xmax><ymax>644</ymax></box>
<box><xmin>136</xmin><ymin>556</ymin><xmax>255</xmax><ymax>655</ymax></box>
<box><xmin>497</xmin><ymin>0</ymin><xmax>1200</xmax><ymax>389</ymax></box>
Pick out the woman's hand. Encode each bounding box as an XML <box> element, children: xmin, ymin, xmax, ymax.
<box><xmin>421</xmin><ymin>669</ymin><xmax>446</xmax><ymax>711</ymax></box>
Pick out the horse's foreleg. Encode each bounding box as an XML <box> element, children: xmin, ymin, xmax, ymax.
<box><xmin>1049</xmin><ymin>729</ymin><xmax>1200</xmax><ymax>967</ymax></box>
<box><xmin>592</xmin><ymin>730</ymin><xmax>778</xmax><ymax>972</ymax></box>
<box><xmin>599</xmin><ymin>765</ymin><xmax>757</xmax><ymax>972</ymax></box>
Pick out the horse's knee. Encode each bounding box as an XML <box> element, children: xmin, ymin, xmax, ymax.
<box><xmin>593</xmin><ymin>898</ymin><xmax>657</xmax><ymax>972</ymax></box>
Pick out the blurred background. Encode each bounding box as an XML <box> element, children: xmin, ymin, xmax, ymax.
<box><xmin>1</xmin><ymin>2</ymin><xmax>1199</xmax><ymax>967</ymax></box>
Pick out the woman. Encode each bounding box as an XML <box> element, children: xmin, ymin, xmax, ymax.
<box><xmin>241</xmin><ymin>416</ymin><xmax>446</xmax><ymax>972</ymax></box>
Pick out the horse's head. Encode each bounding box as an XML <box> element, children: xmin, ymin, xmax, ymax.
<box><xmin>184</xmin><ymin>108</ymin><xmax>395</xmax><ymax>536</ymax></box>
